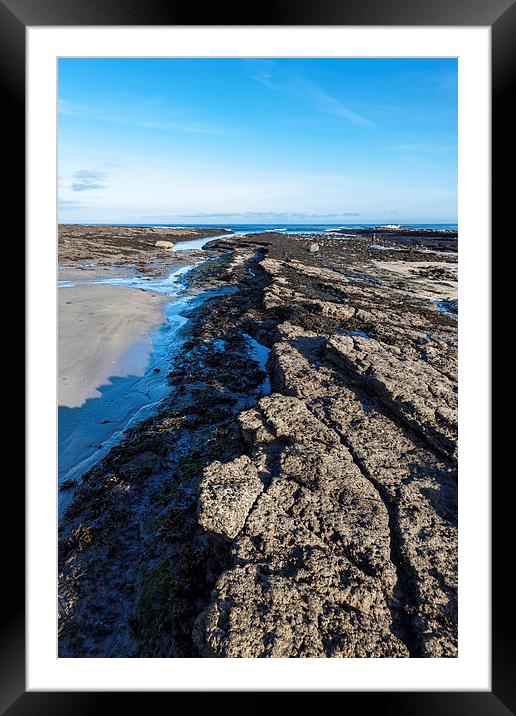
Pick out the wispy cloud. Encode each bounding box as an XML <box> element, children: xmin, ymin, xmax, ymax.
<box><xmin>58</xmin><ymin>198</ymin><xmax>84</xmax><ymax>208</ymax></box>
<box><xmin>392</xmin><ymin>142</ymin><xmax>455</xmax><ymax>169</ymax></box>
<box><xmin>70</xmin><ymin>169</ymin><xmax>108</xmax><ymax>192</ymax></box>
<box><xmin>439</xmin><ymin>70</ymin><xmax>458</xmax><ymax>91</ymax></box>
<box><xmin>394</xmin><ymin>143</ymin><xmax>450</xmax><ymax>153</ymax></box>
<box><xmin>138</xmin><ymin>210</ymin><xmax>361</xmax><ymax>221</ymax></box>
<box><xmin>246</xmin><ymin>59</ymin><xmax>282</xmax><ymax>90</ymax></box>
<box><xmin>291</xmin><ymin>76</ymin><xmax>375</xmax><ymax>128</ymax></box>
<box><xmin>59</xmin><ymin>98</ymin><xmax>223</xmax><ymax>135</ymax></box>
<box><xmin>246</xmin><ymin>60</ymin><xmax>374</xmax><ymax>128</ymax></box>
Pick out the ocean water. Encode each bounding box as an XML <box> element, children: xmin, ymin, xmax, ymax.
<box><xmin>81</xmin><ymin>222</ymin><xmax>458</xmax><ymax>234</ymax></box>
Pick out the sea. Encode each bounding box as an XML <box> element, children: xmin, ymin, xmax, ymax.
<box><xmin>81</xmin><ymin>222</ymin><xmax>458</xmax><ymax>234</ymax></box>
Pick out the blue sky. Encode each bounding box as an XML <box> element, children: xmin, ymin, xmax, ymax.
<box><xmin>58</xmin><ymin>58</ymin><xmax>457</xmax><ymax>224</ymax></box>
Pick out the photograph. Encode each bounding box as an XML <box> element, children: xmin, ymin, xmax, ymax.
<box><xmin>0</xmin><ymin>0</ymin><xmax>505</xmax><ymax>700</ymax></box>
<box><xmin>57</xmin><ymin>56</ymin><xmax>459</xmax><ymax>659</ymax></box>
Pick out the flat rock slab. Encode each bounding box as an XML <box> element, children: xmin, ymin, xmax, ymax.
<box><xmin>197</xmin><ymin>455</ymin><xmax>264</xmax><ymax>539</ymax></box>
<box><xmin>195</xmin><ymin>395</ymin><xmax>408</xmax><ymax>658</ymax></box>
<box><xmin>326</xmin><ymin>334</ymin><xmax>457</xmax><ymax>460</ymax></box>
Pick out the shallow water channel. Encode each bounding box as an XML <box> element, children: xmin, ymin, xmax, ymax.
<box><xmin>58</xmin><ymin>234</ymin><xmax>233</xmax><ymax>517</ymax></box>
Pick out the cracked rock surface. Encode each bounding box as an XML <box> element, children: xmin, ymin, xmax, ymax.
<box><xmin>194</xmin><ymin>395</ymin><xmax>408</xmax><ymax>657</ymax></box>
<box><xmin>59</xmin><ymin>228</ymin><xmax>457</xmax><ymax>658</ymax></box>
<box><xmin>198</xmin><ymin>456</ymin><xmax>264</xmax><ymax>540</ymax></box>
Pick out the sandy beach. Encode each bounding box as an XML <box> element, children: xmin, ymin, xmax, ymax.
<box><xmin>58</xmin><ymin>283</ymin><xmax>166</xmax><ymax>408</ymax></box>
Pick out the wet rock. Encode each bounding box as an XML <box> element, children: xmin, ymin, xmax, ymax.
<box><xmin>59</xmin><ymin>224</ymin><xmax>228</xmax><ymax>267</ymax></box>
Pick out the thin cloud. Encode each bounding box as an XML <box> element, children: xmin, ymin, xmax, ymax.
<box><xmin>246</xmin><ymin>60</ymin><xmax>374</xmax><ymax>128</ymax></box>
<box><xmin>392</xmin><ymin>143</ymin><xmax>455</xmax><ymax>170</ymax></box>
<box><xmin>439</xmin><ymin>70</ymin><xmax>458</xmax><ymax>91</ymax></box>
<box><xmin>245</xmin><ymin>59</ymin><xmax>282</xmax><ymax>90</ymax></box>
<box><xmin>71</xmin><ymin>169</ymin><xmax>108</xmax><ymax>192</ymax></box>
<box><xmin>58</xmin><ymin>199</ymin><xmax>83</xmax><ymax>208</ymax></box>
<box><xmin>139</xmin><ymin>210</ymin><xmax>361</xmax><ymax>221</ymax></box>
<box><xmin>291</xmin><ymin>76</ymin><xmax>375</xmax><ymax>128</ymax></box>
<box><xmin>59</xmin><ymin>98</ymin><xmax>223</xmax><ymax>135</ymax></box>
<box><xmin>394</xmin><ymin>143</ymin><xmax>451</xmax><ymax>154</ymax></box>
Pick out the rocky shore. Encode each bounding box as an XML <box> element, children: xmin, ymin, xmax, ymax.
<box><xmin>58</xmin><ymin>228</ymin><xmax>458</xmax><ymax>658</ymax></box>
<box><xmin>58</xmin><ymin>224</ymin><xmax>231</xmax><ymax>268</ymax></box>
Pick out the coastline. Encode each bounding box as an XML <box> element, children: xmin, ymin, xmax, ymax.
<box><xmin>57</xmin><ymin>226</ymin><xmax>227</xmax><ymax>506</ymax></box>
<box><xmin>58</xmin><ymin>227</ymin><xmax>458</xmax><ymax>658</ymax></box>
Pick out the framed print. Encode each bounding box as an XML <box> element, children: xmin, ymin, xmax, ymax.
<box><xmin>3</xmin><ymin>0</ymin><xmax>511</xmax><ymax>709</ymax></box>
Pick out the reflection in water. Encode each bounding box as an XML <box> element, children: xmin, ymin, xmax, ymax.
<box><xmin>436</xmin><ymin>299</ymin><xmax>458</xmax><ymax>315</ymax></box>
<box><xmin>242</xmin><ymin>333</ymin><xmax>271</xmax><ymax>395</ymax></box>
<box><xmin>172</xmin><ymin>232</ymin><xmax>233</xmax><ymax>252</ymax></box>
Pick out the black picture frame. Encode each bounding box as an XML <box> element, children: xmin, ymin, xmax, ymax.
<box><xmin>4</xmin><ymin>0</ymin><xmax>509</xmax><ymax>709</ymax></box>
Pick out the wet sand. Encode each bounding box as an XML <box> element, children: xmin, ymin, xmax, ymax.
<box><xmin>373</xmin><ymin>259</ymin><xmax>458</xmax><ymax>300</ymax></box>
<box><xmin>58</xmin><ymin>283</ymin><xmax>166</xmax><ymax>408</ymax></box>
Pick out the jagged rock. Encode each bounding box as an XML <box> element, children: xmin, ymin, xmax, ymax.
<box><xmin>326</xmin><ymin>334</ymin><xmax>457</xmax><ymax>460</ymax></box>
<box><xmin>58</xmin><ymin>224</ymin><xmax>230</xmax><ymax>266</ymax></box>
<box><xmin>59</xmin><ymin>227</ymin><xmax>457</xmax><ymax>659</ymax></box>
<box><xmin>197</xmin><ymin>456</ymin><xmax>264</xmax><ymax>539</ymax></box>
<box><xmin>194</xmin><ymin>395</ymin><xmax>408</xmax><ymax>657</ymax></box>
<box><xmin>263</xmin><ymin>310</ymin><xmax>457</xmax><ymax>656</ymax></box>
<box><xmin>194</xmin><ymin>555</ymin><xmax>408</xmax><ymax>658</ymax></box>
